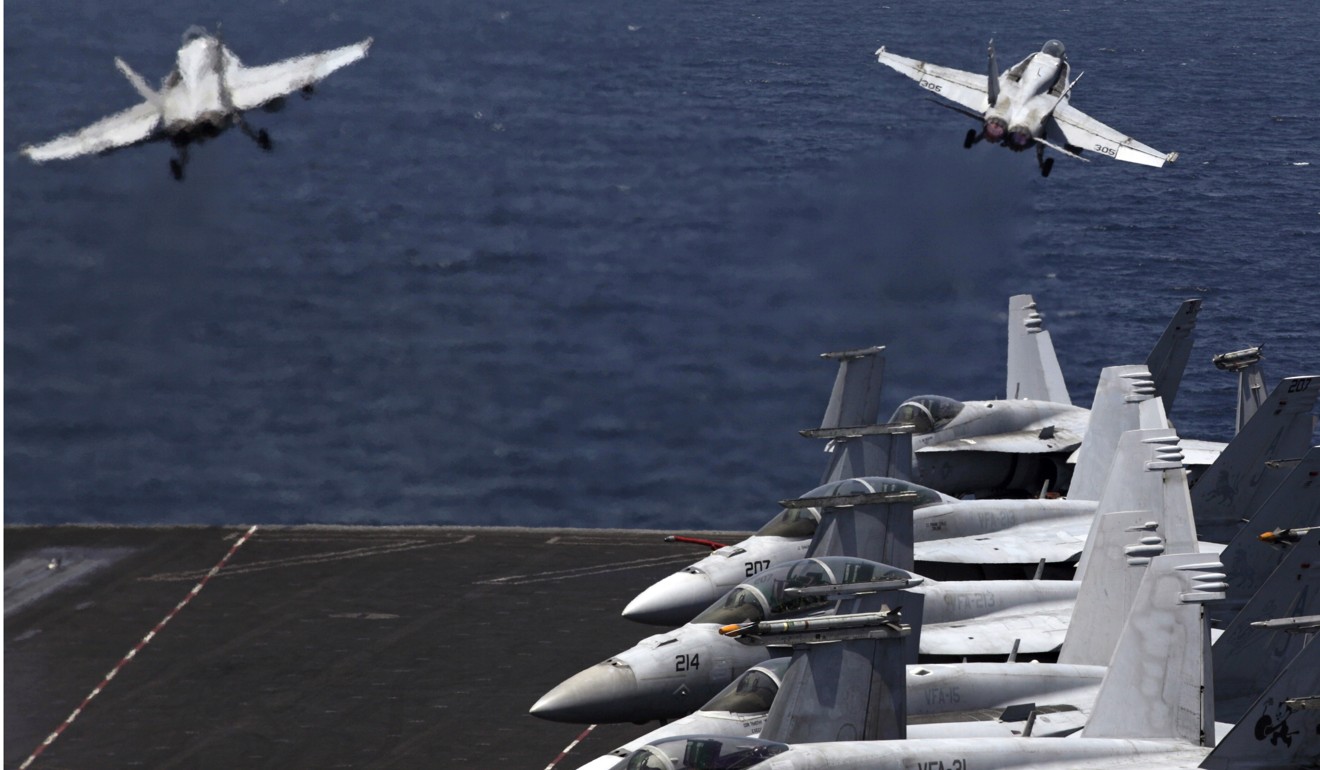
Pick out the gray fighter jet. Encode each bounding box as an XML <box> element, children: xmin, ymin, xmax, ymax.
<box><xmin>532</xmin><ymin>427</ymin><xmax>1206</xmax><ymax>724</ymax></box>
<box><xmin>875</xmin><ymin>40</ymin><xmax>1179</xmax><ymax>176</ymax></box>
<box><xmin>610</xmin><ymin>560</ymin><xmax>1320</xmax><ymax>770</ymax></box>
<box><xmin>898</xmin><ymin>296</ymin><xmax>1209</xmax><ymax>496</ymax></box>
<box><xmin>20</xmin><ymin>26</ymin><xmax>371</xmax><ymax>179</ymax></box>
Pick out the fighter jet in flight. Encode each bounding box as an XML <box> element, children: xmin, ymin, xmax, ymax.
<box><xmin>20</xmin><ymin>26</ymin><xmax>372</xmax><ymax>179</ymax></box>
<box><xmin>875</xmin><ymin>40</ymin><xmax>1178</xmax><ymax>176</ymax></box>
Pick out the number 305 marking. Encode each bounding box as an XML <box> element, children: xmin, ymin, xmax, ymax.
<box><xmin>1094</xmin><ymin>144</ymin><xmax>1117</xmax><ymax>157</ymax></box>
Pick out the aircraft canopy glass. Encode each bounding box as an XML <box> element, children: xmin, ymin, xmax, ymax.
<box><xmin>890</xmin><ymin>395</ymin><xmax>965</xmax><ymax>433</ymax></box>
<box><xmin>755</xmin><ymin>507</ymin><xmax>820</xmax><ymax>538</ymax></box>
<box><xmin>1041</xmin><ymin>39</ymin><xmax>1067</xmax><ymax>58</ymax></box>
<box><xmin>693</xmin><ymin>557</ymin><xmax>906</xmax><ymax>626</ymax></box>
<box><xmin>618</xmin><ymin>737</ymin><xmax>789</xmax><ymax>770</ymax></box>
<box><xmin>703</xmin><ymin>667</ymin><xmax>781</xmax><ymax>714</ymax></box>
<box><xmin>800</xmin><ymin>477</ymin><xmax>946</xmax><ymax>507</ymax></box>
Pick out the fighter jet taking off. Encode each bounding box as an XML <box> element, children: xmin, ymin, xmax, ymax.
<box><xmin>875</xmin><ymin>40</ymin><xmax>1177</xmax><ymax>176</ymax></box>
<box><xmin>20</xmin><ymin>26</ymin><xmax>372</xmax><ymax>180</ymax></box>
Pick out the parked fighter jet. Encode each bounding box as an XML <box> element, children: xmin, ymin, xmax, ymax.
<box><xmin>899</xmin><ymin>297</ymin><xmax>1208</xmax><ymax>496</ymax></box>
<box><xmin>875</xmin><ymin>40</ymin><xmax>1178</xmax><ymax>176</ymax></box>
<box><xmin>534</xmin><ymin>428</ymin><xmax>1204</xmax><ymax>723</ymax></box>
<box><xmin>612</xmin><ymin>559</ymin><xmax>1320</xmax><ymax>770</ymax></box>
<box><xmin>20</xmin><ymin>26</ymin><xmax>372</xmax><ymax>179</ymax></box>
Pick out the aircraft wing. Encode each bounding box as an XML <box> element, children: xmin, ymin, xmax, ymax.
<box><xmin>875</xmin><ymin>47</ymin><xmax>988</xmax><ymax>114</ymax></box>
<box><xmin>21</xmin><ymin>101</ymin><xmax>161</xmax><ymax>162</ymax></box>
<box><xmin>916</xmin><ymin>428</ymin><xmax>1084</xmax><ymax>454</ymax></box>
<box><xmin>1177</xmin><ymin>437</ymin><xmax>1225</xmax><ymax>467</ymax></box>
<box><xmin>1048</xmin><ymin>102</ymin><xmax>1178</xmax><ymax>167</ymax></box>
<box><xmin>226</xmin><ymin>38</ymin><xmax>372</xmax><ymax>112</ymax></box>
<box><xmin>922</xmin><ymin>610</ymin><xmax>1071</xmax><ymax>656</ymax></box>
<box><xmin>916</xmin><ymin>525</ymin><xmax>1087</xmax><ymax>565</ymax></box>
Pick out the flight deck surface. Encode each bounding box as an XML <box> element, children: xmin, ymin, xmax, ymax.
<box><xmin>4</xmin><ymin>525</ymin><xmax>740</xmax><ymax>769</ymax></box>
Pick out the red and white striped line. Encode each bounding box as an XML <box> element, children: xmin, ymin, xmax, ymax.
<box><xmin>543</xmin><ymin>724</ymin><xmax>597</xmax><ymax>770</ymax></box>
<box><xmin>19</xmin><ymin>525</ymin><xmax>259</xmax><ymax>769</ymax></box>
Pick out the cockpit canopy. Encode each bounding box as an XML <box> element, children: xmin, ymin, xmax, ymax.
<box><xmin>703</xmin><ymin>661</ymin><xmax>787</xmax><ymax>714</ymax></box>
<box><xmin>755</xmin><ymin>506</ymin><xmax>820</xmax><ymax>538</ymax></box>
<box><xmin>617</xmin><ymin>736</ymin><xmax>789</xmax><ymax>770</ymax></box>
<box><xmin>1041</xmin><ymin>39</ymin><xmax>1067</xmax><ymax>59</ymax></box>
<box><xmin>182</xmin><ymin>25</ymin><xmax>211</xmax><ymax>44</ymax></box>
<box><xmin>890</xmin><ymin>395</ymin><xmax>965</xmax><ymax>433</ymax></box>
<box><xmin>693</xmin><ymin>556</ymin><xmax>908</xmax><ymax>626</ymax></box>
<box><xmin>799</xmin><ymin>477</ymin><xmax>947</xmax><ymax>507</ymax></box>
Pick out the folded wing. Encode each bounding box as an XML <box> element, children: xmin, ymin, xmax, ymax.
<box><xmin>1048</xmin><ymin>102</ymin><xmax>1178</xmax><ymax>167</ymax></box>
<box><xmin>226</xmin><ymin>38</ymin><xmax>372</xmax><ymax>112</ymax></box>
<box><xmin>22</xmin><ymin>101</ymin><xmax>161</xmax><ymax>162</ymax></box>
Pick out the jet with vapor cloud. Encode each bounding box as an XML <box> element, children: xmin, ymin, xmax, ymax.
<box><xmin>875</xmin><ymin>40</ymin><xmax>1178</xmax><ymax>176</ymax></box>
<box><xmin>21</xmin><ymin>26</ymin><xmax>371</xmax><ymax>179</ymax></box>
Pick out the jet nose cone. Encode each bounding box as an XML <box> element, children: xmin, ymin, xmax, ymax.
<box><xmin>622</xmin><ymin>571</ymin><xmax>717</xmax><ymax>626</ymax></box>
<box><xmin>529</xmin><ymin>660</ymin><xmax>639</xmax><ymax>723</ymax></box>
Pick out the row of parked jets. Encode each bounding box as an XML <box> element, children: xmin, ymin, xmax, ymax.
<box><xmin>530</xmin><ymin>295</ymin><xmax>1319</xmax><ymax>770</ymax></box>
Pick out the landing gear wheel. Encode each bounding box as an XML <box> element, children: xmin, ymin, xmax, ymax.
<box><xmin>257</xmin><ymin>129</ymin><xmax>272</xmax><ymax>151</ymax></box>
<box><xmin>170</xmin><ymin>158</ymin><xmax>184</xmax><ymax>181</ymax></box>
<box><xmin>1040</xmin><ymin>157</ymin><xmax>1054</xmax><ymax>178</ymax></box>
<box><xmin>964</xmin><ymin>129</ymin><xmax>977</xmax><ymax>149</ymax></box>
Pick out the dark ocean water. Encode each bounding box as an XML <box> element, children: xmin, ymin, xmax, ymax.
<box><xmin>5</xmin><ymin>0</ymin><xmax>1318</xmax><ymax>529</ymax></box>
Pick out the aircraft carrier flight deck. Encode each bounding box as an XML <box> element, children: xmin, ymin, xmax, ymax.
<box><xmin>4</xmin><ymin>525</ymin><xmax>739</xmax><ymax>769</ymax></box>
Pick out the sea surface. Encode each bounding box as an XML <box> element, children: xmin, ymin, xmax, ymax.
<box><xmin>5</xmin><ymin>0</ymin><xmax>1318</xmax><ymax>530</ymax></box>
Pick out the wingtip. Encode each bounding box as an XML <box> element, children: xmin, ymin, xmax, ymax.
<box><xmin>875</xmin><ymin>46</ymin><xmax>886</xmax><ymax>58</ymax></box>
<box><xmin>1165</xmin><ymin>151</ymin><xmax>1179</xmax><ymax>164</ymax></box>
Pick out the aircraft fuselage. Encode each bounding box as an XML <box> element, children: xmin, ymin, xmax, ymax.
<box><xmin>161</xmin><ymin>36</ymin><xmax>231</xmax><ymax>133</ymax></box>
<box><xmin>985</xmin><ymin>50</ymin><xmax>1069</xmax><ymax>149</ymax></box>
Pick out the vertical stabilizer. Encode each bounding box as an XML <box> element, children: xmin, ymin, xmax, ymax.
<box><xmin>1073</xmin><ymin>427</ymin><xmax>1198</xmax><ymax>579</ymax></box>
<box><xmin>1067</xmin><ymin>365</ymin><xmax>1157</xmax><ymax>501</ymax></box>
<box><xmin>819</xmin><ymin>346</ymin><xmax>886</xmax><ymax>430</ymax></box>
<box><xmin>1006</xmin><ymin>294</ymin><xmax>1071</xmax><ymax>404</ymax></box>
<box><xmin>986</xmin><ymin>39</ymin><xmax>1001</xmax><ymax>107</ymax></box>
<box><xmin>1145</xmin><ymin>298</ymin><xmax>1201</xmax><ymax>414</ymax></box>
<box><xmin>1059</xmin><ymin>511</ymin><xmax>1167</xmax><ymax>665</ymax></box>
<box><xmin>1201</xmin><ymin>638</ymin><xmax>1320</xmax><ymax>770</ymax></box>
<box><xmin>796</xmin><ymin>486</ymin><xmax>917</xmax><ymax>571</ymax></box>
<box><xmin>811</xmin><ymin>424</ymin><xmax>914</xmax><ymax>484</ymax></box>
<box><xmin>1213</xmin><ymin>529</ymin><xmax>1320</xmax><ymax>723</ymax></box>
<box><xmin>114</xmin><ymin>57</ymin><xmax>162</xmax><ymax>107</ymax></box>
<box><xmin>1212</xmin><ymin>346</ymin><xmax>1270</xmax><ymax>434</ymax></box>
<box><xmin>1082</xmin><ymin>553</ymin><xmax>1225</xmax><ymax>746</ymax></box>
<box><xmin>752</xmin><ymin>600</ymin><xmax>915</xmax><ymax>743</ymax></box>
<box><xmin>1189</xmin><ymin>375</ymin><xmax>1319</xmax><ymax>543</ymax></box>
<box><xmin>1215</xmin><ymin>448</ymin><xmax>1320</xmax><ymax>620</ymax></box>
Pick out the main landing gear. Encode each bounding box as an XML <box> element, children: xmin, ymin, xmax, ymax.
<box><xmin>170</xmin><ymin>142</ymin><xmax>190</xmax><ymax>181</ymax></box>
<box><xmin>964</xmin><ymin>128</ymin><xmax>980</xmax><ymax>149</ymax></box>
<box><xmin>1036</xmin><ymin>145</ymin><xmax>1054</xmax><ymax>177</ymax></box>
